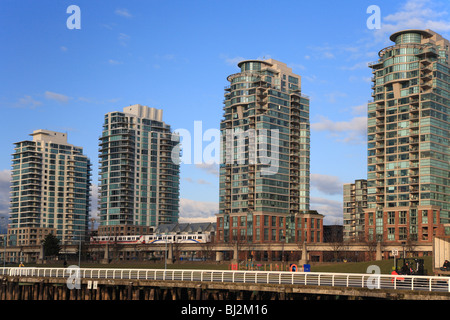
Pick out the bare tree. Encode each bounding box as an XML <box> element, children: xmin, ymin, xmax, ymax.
<box><xmin>366</xmin><ymin>239</ymin><xmax>379</xmax><ymax>261</ymax></box>
<box><xmin>404</xmin><ymin>238</ymin><xmax>417</xmax><ymax>258</ymax></box>
<box><xmin>328</xmin><ymin>225</ymin><xmax>346</xmax><ymax>261</ymax></box>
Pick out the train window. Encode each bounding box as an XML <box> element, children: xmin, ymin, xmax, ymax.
<box><xmin>198</xmin><ymin>236</ymin><xmax>203</xmax><ymax>239</ymax></box>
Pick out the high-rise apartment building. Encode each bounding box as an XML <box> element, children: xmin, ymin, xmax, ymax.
<box><xmin>98</xmin><ymin>104</ymin><xmax>180</xmax><ymax>234</ymax></box>
<box><xmin>365</xmin><ymin>29</ymin><xmax>449</xmax><ymax>243</ymax></box>
<box><xmin>9</xmin><ymin>130</ymin><xmax>91</xmax><ymax>245</ymax></box>
<box><xmin>216</xmin><ymin>59</ymin><xmax>323</xmax><ymax>246</ymax></box>
<box><xmin>343</xmin><ymin>179</ymin><xmax>367</xmax><ymax>242</ymax></box>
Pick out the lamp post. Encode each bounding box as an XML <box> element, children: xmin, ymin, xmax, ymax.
<box><xmin>2</xmin><ymin>236</ymin><xmax>5</xmax><ymax>269</ymax></box>
<box><xmin>79</xmin><ymin>236</ymin><xmax>81</xmax><ymax>267</ymax></box>
<box><xmin>164</xmin><ymin>232</ymin><xmax>167</xmax><ymax>270</ymax></box>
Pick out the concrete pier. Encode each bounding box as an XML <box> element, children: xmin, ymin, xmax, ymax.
<box><xmin>1</xmin><ymin>275</ymin><xmax>449</xmax><ymax>300</ymax></box>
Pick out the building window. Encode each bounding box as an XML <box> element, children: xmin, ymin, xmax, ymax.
<box><xmin>388</xmin><ymin>228</ymin><xmax>395</xmax><ymax>241</ymax></box>
<box><xmin>399</xmin><ymin>227</ymin><xmax>407</xmax><ymax>240</ymax></box>
<box><xmin>422</xmin><ymin>210</ymin><xmax>428</xmax><ymax>224</ymax></box>
<box><xmin>279</xmin><ymin>229</ymin><xmax>285</xmax><ymax>242</ymax></box>
<box><xmin>240</xmin><ymin>229</ymin><xmax>246</xmax><ymax>240</ymax></box>
<box><xmin>388</xmin><ymin>212</ymin><xmax>395</xmax><ymax>225</ymax></box>
<box><xmin>368</xmin><ymin>212</ymin><xmax>374</xmax><ymax>225</ymax></box>
<box><xmin>399</xmin><ymin>211</ymin><xmax>407</xmax><ymax>225</ymax></box>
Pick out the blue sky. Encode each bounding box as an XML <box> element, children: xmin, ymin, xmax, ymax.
<box><xmin>0</xmin><ymin>0</ymin><xmax>449</xmax><ymax>228</ymax></box>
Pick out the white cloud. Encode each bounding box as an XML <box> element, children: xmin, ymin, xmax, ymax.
<box><xmin>90</xmin><ymin>184</ymin><xmax>99</xmax><ymax>220</ymax></box>
<box><xmin>340</xmin><ymin>62</ymin><xmax>368</xmax><ymax>71</ymax></box>
<box><xmin>0</xmin><ymin>170</ymin><xmax>11</xmax><ymax>218</ymax></box>
<box><xmin>115</xmin><ymin>8</ymin><xmax>132</xmax><ymax>18</ymax></box>
<box><xmin>197</xmin><ymin>179</ymin><xmax>211</xmax><ymax>185</ymax></box>
<box><xmin>348</xmin><ymin>104</ymin><xmax>367</xmax><ymax>116</ymax></box>
<box><xmin>311</xmin><ymin>173</ymin><xmax>343</xmax><ymax>195</ymax></box>
<box><xmin>302</xmin><ymin>74</ymin><xmax>326</xmax><ymax>84</ymax></box>
<box><xmin>306</xmin><ymin>45</ymin><xmax>335</xmax><ymax>59</ymax></box>
<box><xmin>311</xmin><ymin>115</ymin><xmax>367</xmax><ymax>144</ymax></box>
<box><xmin>195</xmin><ymin>163</ymin><xmax>219</xmax><ymax>176</ymax></box>
<box><xmin>118</xmin><ymin>33</ymin><xmax>130</xmax><ymax>46</ymax></box>
<box><xmin>44</xmin><ymin>91</ymin><xmax>71</xmax><ymax>103</ymax></box>
<box><xmin>179</xmin><ymin>198</ymin><xmax>218</xmax><ymax>223</ymax></box>
<box><xmin>373</xmin><ymin>0</ymin><xmax>450</xmax><ymax>42</ymax></box>
<box><xmin>323</xmin><ymin>52</ymin><xmax>335</xmax><ymax>59</ymax></box>
<box><xmin>220</xmin><ymin>54</ymin><xmax>246</xmax><ymax>66</ymax></box>
<box><xmin>15</xmin><ymin>95</ymin><xmax>42</xmax><ymax>109</ymax></box>
<box><xmin>310</xmin><ymin>197</ymin><xmax>343</xmax><ymax>225</ymax></box>
<box><xmin>185</xmin><ymin>177</ymin><xmax>212</xmax><ymax>185</ymax></box>
<box><xmin>108</xmin><ymin>59</ymin><xmax>122</xmax><ymax>65</ymax></box>
<box><xmin>288</xmin><ymin>63</ymin><xmax>306</xmax><ymax>71</ymax></box>
<box><xmin>325</xmin><ymin>91</ymin><xmax>347</xmax><ymax>103</ymax></box>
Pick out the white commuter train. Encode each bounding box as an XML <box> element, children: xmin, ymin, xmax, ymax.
<box><xmin>90</xmin><ymin>235</ymin><xmax>144</xmax><ymax>244</ymax></box>
<box><xmin>90</xmin><ymin>233</ymin><xmax>211</xmax><ymax>245</ymax></box>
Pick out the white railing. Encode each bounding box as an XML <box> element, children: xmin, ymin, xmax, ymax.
<box><xmin>4</xmin><ymin>267</ymin><xmax>450</xmax><ymax>293</ymax></box>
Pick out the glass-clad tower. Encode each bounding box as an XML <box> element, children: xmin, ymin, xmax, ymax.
<box><xmin>98</xmin><ymin>104</ymin><xmax>180</xmax><ymax>232</ymax></box>
<box><xmin>216</xmin><ymin>59</ymin><xmax>322</xmax><ymax>245</ymax></box>
<box><xmin>9</xmin><ymin>130</ymin><xmax>91</xmax><ymax>245</ymax></box>
<box><xmin>343</xmin><ymin>179</ymin><xmax>368</xmax><ymax>242</ymax></box>
<box><xmin>366</xmin><ymin>29</ymin><xmax>449</xmax><ymax>243</ymax></box>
